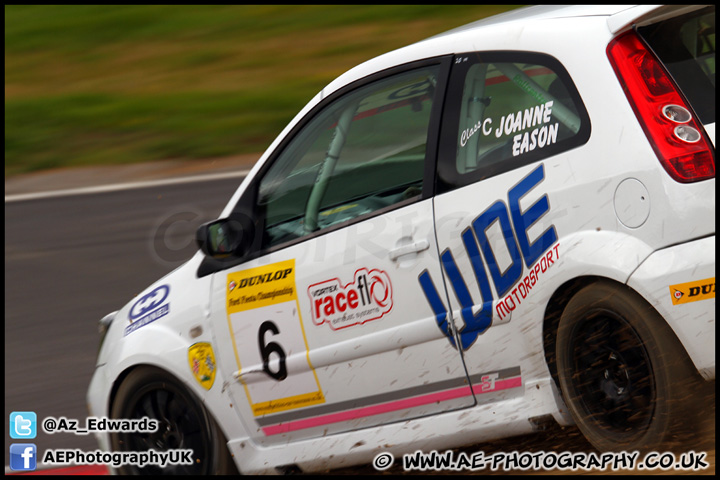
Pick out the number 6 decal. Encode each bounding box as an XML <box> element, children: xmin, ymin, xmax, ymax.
<box><xmin>226</xmin><ymin>259</ymin><xmax>325</xmax><ymax>417</ymax></box>
<box><xmin>258</xmin><ymin>320</ymin><xmax>287</xmax><ymax>381</ymax></box>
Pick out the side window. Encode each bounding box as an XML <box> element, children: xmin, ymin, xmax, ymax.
<box><xmin>257</xmin><ymin>65</ymin><xmax>440</xmax><ymax>248</ymax></box>
<box><xmin>439</xmin><ymin>52</ymin><xmax>590</xmax><ymax>190</ymax></box>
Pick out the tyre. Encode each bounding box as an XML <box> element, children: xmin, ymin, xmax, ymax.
<box><xmin>556</xmin><ymin>280</ymin><xmax>702</xmax><ymax>453</ymax></box>
<box><xmin>109</xmin><ymin>366</ymin><xmax>238</xmax><ymax>475</ymax></box>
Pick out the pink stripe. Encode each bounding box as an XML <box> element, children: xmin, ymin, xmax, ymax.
<box><xmin>263</xmin><ymin>385</ymin><xmax>472</xmax><ymax>435</ymax></box>
<box><xmin>262</xmin><ymin>376</ymin><xmax>522</xmax><ymax>436</ymax></box>
<box><xmin>471</xmin><ymin>377</ymin><xmax>523</xmax><ymax>395</ymax></box>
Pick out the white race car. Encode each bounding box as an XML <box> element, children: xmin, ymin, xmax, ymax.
<box><xmin>87</xmin><ymin>4</ymin><xmax>715</xmax><ymax>474</ymax></box>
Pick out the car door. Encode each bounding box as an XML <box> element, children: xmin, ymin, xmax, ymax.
<box><xmin>425</xmin><ymin>52</ymin><xmax>591</xmax><ymax>402</ymax></box>
<box><xmin>205</xmin><ymin>57</ymin><xmax>478</xmax><ymax>447</ymax></box>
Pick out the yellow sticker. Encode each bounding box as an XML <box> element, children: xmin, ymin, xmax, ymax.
<box><xmin>227</xmin><ymin>261</ymin><xmax>296</xmax><ymax>313</ymax></box>
<box><xmin>669</xmin><ymin>277</ymin><xmax>715</xmax><ymax>305</ymax></box>
<box><xmin>227</xmin><ymin>259</ymin><xmax>325</xmax><ymax>417</ymax></box>
<box><xmin>188</xmin><ymin>342</ymin><xmax>216</xmax><ymax>390</ymax></box>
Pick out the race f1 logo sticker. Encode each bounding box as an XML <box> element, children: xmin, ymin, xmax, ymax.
<box><xmin>309</xmin><ymin>268</ymin><xmax>393</xmax><ymax>330</ymax></box>
<box><xmin>669</xmin><ymin>277</ymin><xmax>715</xmax><ymax>305</ymax></box>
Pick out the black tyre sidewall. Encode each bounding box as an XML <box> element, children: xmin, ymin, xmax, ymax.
<box><xmin>109</xmin><ymin>366</ymin><xmax>235</xmax><ymax>475</ymax></box>
<box><xmin>556</xmin><ymin>281</ymin><xmax>696</xmax><ymax>453</ymax></box>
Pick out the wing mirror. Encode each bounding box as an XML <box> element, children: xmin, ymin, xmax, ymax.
<box><xmin>196</xmin><ymin>218</ymin><xmax>245</xmax><ymax>259</ymax></box>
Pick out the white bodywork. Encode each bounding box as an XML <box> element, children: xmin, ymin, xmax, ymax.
<box><xmin>87</xmin><ymin>4</ymin><xmax>715</xmax><ymax>474</ymax></box>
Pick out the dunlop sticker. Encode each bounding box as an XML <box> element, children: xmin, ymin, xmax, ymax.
<box><xmin>669</xmin><ymin>277</ymin><xmax>715</xmax><ymax>305</ymax></box>
<box><xmin>227</xmin><ymin>259</ymin><xmax>325</xmax><ymax>417</ymax></box>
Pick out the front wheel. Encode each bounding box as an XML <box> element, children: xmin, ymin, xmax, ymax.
<box><xmin>109</xmin><ymin>366</ymin><xmax>237</xmax><ymax>475</ymax></box>
<box><xmin>556</xmin><ymin>281</ymin><xmax>702</xmax><ymax>453</ymax></box>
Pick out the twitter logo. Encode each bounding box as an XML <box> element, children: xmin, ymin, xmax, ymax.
<box><xmin>10</xmin><ymin>412</ymin><xmax>37</xmax><ymax>439</ymax></box>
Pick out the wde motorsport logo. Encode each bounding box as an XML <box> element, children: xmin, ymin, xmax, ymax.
<box><xmin>420</xmin><ymin>163</ymin><xmax>559</xmax><ymax>351</ymax></box>
<box><xmin>309</xmin><ymin>268</ymin><xmax>393</xmax><ymax>330</ymax></box>
<box><xmin>125</xmin><ymin>285</ymin><xmax>170</xmax><ymax>336</ymax></box>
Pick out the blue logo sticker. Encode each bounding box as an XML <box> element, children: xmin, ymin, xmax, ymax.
<box><xmin>129</xmin><ymin>285</ymin><xmax>170</xmax><ymax>320</ymax></box>
<box><xmin>124</xmin><ymin>304</ymin><xmax>170</xmax><ymax>336</ymax></box>
<box><xmin>125</xmin><ymin>285</ymin><xmax>171</xmax><ymax>336</ymax></box>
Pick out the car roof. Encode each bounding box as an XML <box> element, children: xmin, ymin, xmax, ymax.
<box><xmin>319</xmin><ymin>4</ymin><xmax>669</xmax><ymax>100</ymax></box>
<box><xmin>426</xmin><ymin>4</ymin><xmax>640</xmax><ymax>38</ymax></box>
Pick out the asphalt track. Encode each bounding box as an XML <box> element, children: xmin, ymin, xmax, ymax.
<box><xmin>5</xmin><ymin>169</ymin><xmax>242</xmax><ymax>475</ymax></box>
<box><xmin>4</xmin><ymin>165</ymin><xmax>715</xmax><ymax>475</ymax></box>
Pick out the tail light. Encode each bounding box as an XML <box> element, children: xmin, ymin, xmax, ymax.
<box><xmin>607</xmin><ymin>30</ymin><xmax>715</xmax><ymax>183</ymax></box>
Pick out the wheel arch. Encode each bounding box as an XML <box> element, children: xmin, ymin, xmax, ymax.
<box><xmin>545</xmin><ymin>275</ymin><xmax>712</xmax><ymax>452</ymax></box>
<box><xmin>542</xmin><ymin>276</ymin><xmax>600</xmax><ymax>389</ymax></box>
<box><xmin>106</xmin><ymin>361</ymin><xmax>233</xmax><ymax>441</ymax></box>
<box><xmin>541</xmin><ymin>275</ymin><xmax>693</xmax><ymax>388</ymax></box>
<box><xmin>106</xmin><ymin>362</ymin><xmax>241</xmax><ymax>474</ymax></box>
<box><xmin>107</xmin><ymin>363</ymin><xmax>184</xmax><ymax>423</ymax></box>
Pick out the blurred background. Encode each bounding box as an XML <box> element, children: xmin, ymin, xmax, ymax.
<box><xmin>5</xmin><ymin>5</ymin><xmax>521</xmax><ymax>177</ymax></box>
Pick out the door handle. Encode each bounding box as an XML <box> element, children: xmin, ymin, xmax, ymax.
<box><xmin>389</xmin><ymin>239</ymin><xmax>430</xmax><ymax>261</ymax></box>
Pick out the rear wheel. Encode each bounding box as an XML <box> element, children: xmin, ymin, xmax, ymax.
<box><xmin>110</xmin><ymin>366</ymin><xmax>237</xmax><ymax>475</ymax></box>
<box><xmin>556</xmin><ymin>281</ymin><xmax>702</xmax><ymax>452</ymax></box>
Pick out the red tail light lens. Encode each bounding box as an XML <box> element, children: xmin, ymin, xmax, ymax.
<box><xmin>607</xmin><ymin>30</ymin><xmax>715</xmax><ymax>183</ymax></box>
